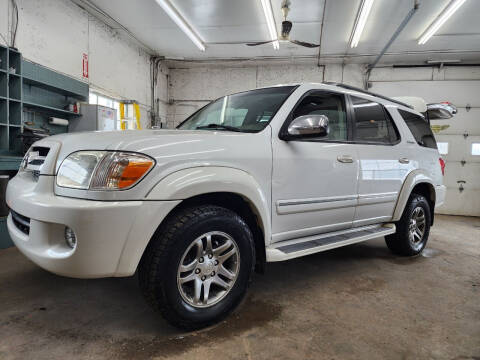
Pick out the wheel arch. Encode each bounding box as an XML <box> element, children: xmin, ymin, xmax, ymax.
<box><xmin>158</xmin><ymin>192</ymin><xmax>267</xmax><ymax>272</ymax></box>
<box><xmin>141</xmin><ymin>167</ymin><xmax>271</xmax><ymax>273</ymax></box>
<box><xmin>392</xmin><ymin>170</ymin><xmax>436</xmax><ymax>225</ymax></box>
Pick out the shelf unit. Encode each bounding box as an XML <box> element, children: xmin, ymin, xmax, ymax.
<box><xmin>22</xmin><ymin>59</ymin><xmax>88</xmax><ymax>141</ymax></box>
<box><xmin>0</xmin><ymin>46</ymin><xmax>22</xmax><ymax>157</ymax></box>
<box><xmin>22</xmin><ymin>100</ymin><xmax>82</xmax><ymax>117</ymax></box>
<box><xmin>0</xmin><ymin>46</ymin><xmax>19</xmax><ymax>249</ymax></box>
<box><xmin>0</xmin><ymin>45</ymin><xmax>89</xmax><ymax>169</ymax></box>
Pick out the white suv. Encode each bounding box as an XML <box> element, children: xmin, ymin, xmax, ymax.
<box><xmin>6</xmin><ymin>83</ymin><xmax>446</xmax><ymax>329</ymax></box>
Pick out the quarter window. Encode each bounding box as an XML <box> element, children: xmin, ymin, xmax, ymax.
<box><xmin>351</xmin><ymin>96</ymin><xmax>399</xmax><ymax>144</ymax></box>
<box><xmin>398</xmin><ymin>109</ymin><xmax>437</xmax><ymax>149</ymax></box>
<box><xmin>292</xmin><ymin>92</ymin><xmax>347</xmax><ymax>141</ymax></box>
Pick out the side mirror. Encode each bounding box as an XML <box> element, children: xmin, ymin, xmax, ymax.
<box><xmin>284</xmin><ymin>115</ymin><xmax>329</xmax><ymax>139</ymax></box>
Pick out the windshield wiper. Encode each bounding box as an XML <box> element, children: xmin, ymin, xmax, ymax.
<box><xmin>196</xmin><ymin>124</ymin><xmax>243</xmax><ymax>132</ymax></box>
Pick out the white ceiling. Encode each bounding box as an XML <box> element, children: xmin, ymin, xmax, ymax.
<box><xmin>87</xmin><ymin>0</ymin><xmax>480</xmax><ymax>64</ymax></box>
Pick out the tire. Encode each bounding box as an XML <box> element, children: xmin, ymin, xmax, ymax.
<box><xmin>138</xmin><ymin>205</ymin><xmax>255</xmax><ymax>330</ymax></box>
<box><xmin>385</xmin><ymin>193</ymin><xmax>431</xmax><ymax>256</ymax></box>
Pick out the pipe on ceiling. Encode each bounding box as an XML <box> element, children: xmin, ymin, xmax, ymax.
<box><xmin>364</xmin><ymin>0</ymin><xmax>420</xmax><ymax>88</ymax></box>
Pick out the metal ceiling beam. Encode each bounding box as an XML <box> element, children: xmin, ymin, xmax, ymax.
<box><xmin>365</xmin><ymin>0</ymin><xmax>420</xmax><ymax>87</ymax></box>
<box><xmin>163</xmin><ymin>48</ymin><xmax>480</xmax><ymax>65</ymax></box>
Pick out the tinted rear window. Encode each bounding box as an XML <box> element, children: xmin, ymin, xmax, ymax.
<box><xmin>398</xmin><ymin>109</ymin><xmax>437</xmax><ymax>149</ymax></box>
<box><xmin>351</xmin><ymin>96</ymin><xmax>400</xmax><ymax>144</ymax></box>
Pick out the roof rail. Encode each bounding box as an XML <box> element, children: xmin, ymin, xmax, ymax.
<box><xmin>324</xmin><ymin>82</ymin><xmax>413</xmax><ymax>109</ymax></box>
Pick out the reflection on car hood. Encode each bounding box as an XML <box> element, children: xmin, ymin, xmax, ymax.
<box><xmin>43</xmin><ymin>129</ymin><xmax>268</xmax><ymax>174</ymax></box>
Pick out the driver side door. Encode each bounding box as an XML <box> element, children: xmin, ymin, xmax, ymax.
<box><xmin>271</xmin><ymin>90</ymin><xmax>359</xmax><ymax>243</ymax></box>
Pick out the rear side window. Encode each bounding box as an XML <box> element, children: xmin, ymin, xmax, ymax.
<box><xmin>351</xmin><ymin>96</ymin><xmax>399</xmax><ymax>144</ymax></box>
<box><xmin>398</xmin><ymin>109</ymin><xmax>437</xmax><ymax>149</ymax></box>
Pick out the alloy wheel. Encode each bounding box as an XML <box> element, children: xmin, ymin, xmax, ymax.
<box><xmin>409</xmin><ymin>206</ymin><xmax>426</xmax><ymax>250</ymax></box>
<box><xmin>177</xmin><ymin>231</ymin><xmax>240</xmax><ymax>308</ymax></box>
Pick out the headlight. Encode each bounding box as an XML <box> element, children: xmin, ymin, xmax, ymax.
<box><xmin>56</xmin><ymin>151</ymin><xmax>155</xmax><ymax>190</ymax></box>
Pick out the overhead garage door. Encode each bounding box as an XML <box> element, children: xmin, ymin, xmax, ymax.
<box><xmin>371</xmin><ymin>80</ymin><xmax>480</xmax><ymax>217</ymax></box>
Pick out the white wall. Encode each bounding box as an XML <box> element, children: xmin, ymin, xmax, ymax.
<box><xmin>165</xmin><ymin>61</ymin><xmax>365</xmax><ymax>128</ymax></box>
<box><xmin>0</xmin><ymin>0</ymin><xmax>167</xmax><ymax>127</ymax></box>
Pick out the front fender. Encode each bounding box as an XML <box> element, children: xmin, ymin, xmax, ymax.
<box><xmin>146</xmin><ymin>166</ymin><xmax>272</xmax><ymax>245</ymax></box>
<box><xmin>392</xmin><ymin>170</ymin><xmax>435</xmax><ymax>222</ymax></box>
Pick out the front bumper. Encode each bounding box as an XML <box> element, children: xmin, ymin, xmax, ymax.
<box><xmin>6</xmin><ymin>172</ymin><xmax>180</xmax><ymax>278</ymax></box>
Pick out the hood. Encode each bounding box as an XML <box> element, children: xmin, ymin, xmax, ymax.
<box><xmin>39</xmin><ymin>129</ymin><xmax>271</xmax><ymax>175</ymax></box>
<box><xmin>48</xmin><ymin>129</ymin><xmax>212</xmax><ymax>152</ymax></box>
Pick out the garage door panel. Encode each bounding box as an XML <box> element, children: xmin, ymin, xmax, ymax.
<box><xmin>435</xmin><ymin>135</ymin><xmax>480</xmax><ymax>162</ymax></box>
<box><xmin>371</xmin><ymin>81</ymin><xmax>480</xmax><ymax>107</ymax></box>
<box><xmin>372</xmin><ymin>80</ymin><xmax>480</xmax><ymax>217</ymax></box>
<box><xmin>431</xmin><ymin>108</ymin><xmax>480</xmax><ymax>135</ymax></box>
<box><xmin>436</xmin><ymin>189</ymin><xmax>480</xmax><ymax>217</ymax></box>
<box><xmin>443</xmin><ymin>162</ymin><xmax>480</xmax><ymax>189</ymax></box>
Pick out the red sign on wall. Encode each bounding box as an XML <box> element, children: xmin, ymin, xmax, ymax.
<box><xmin>82</xmin><ymin>53</ymin><xmax>89</xmax><ymax>79</ymax></box>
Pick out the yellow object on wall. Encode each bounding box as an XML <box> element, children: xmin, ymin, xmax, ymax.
<box><xmin>119</xmin><ymin>103</ymin><xmax>126</xmax><ymax>130</ymax></box>
<box><xmin>119</xmin><ymin>101</ymin><xmax>141</xmax><ymax>130</ymax></box>
<box><xmin>133</xmin><ymin>103</ymin><xmax>142</xmax><ymax>130</ymax></box>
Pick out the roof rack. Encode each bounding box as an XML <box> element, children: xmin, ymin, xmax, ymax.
<box><xmin>324</xmin><ymin>82</ymin><xmax>413</xmax><ymax>109</ymax></box>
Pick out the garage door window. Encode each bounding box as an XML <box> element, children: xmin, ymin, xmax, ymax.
<box><xmin>472</xmin><ymin>143</ymin><xmax>480</xmax><ymax>156</ymax></box>
<box><xmin>351</xmin><ymin>96</ymin><xmax>399</xmax><ymax>144</ymax></box>
<box><xmin>398</xmin><ymin>109</ymin><xmax>437</xmax><ymax>149</ymax></box>
<box><xmin>437</xmin><ymin>142</ymin><xmax>449</xmax><ymax>155</ymax></box>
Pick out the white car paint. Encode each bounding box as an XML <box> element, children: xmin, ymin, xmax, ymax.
<box><xmin>6</xmin><ymin>83</ymin><xmax>446</xmax><ymax>278</ymax></box>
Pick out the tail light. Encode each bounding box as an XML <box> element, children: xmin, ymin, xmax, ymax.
<box><xmin>439</xmin><ymin>157</ymin><xmax>445</xmax><ymax>176</ymax></box>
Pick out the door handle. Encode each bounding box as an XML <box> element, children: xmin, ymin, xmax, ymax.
<box><xmin>399</xmin><ymin>157</ymin><xmax>410</xmax><ymax>164</ymax></box>
<box><xmin>337</xmin><ymin>155</ymin><xmax>354</xmax><ymax>163</ymax></box>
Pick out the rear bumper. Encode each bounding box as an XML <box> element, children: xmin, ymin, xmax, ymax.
<box><xmin>435</xmin><ymin>185</ymin><xmax>446</xmax><ymax>208</ymax></box>
<box><xmin>6</xmin><ymin>173</ymin><xmax>180</xmax><ymax>278</ymax></box>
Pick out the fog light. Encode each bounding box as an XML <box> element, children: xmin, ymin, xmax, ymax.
<box><xmin>65</xmin><ymin>227</ymin><xmax>77</xmax><ymax>249</ymax></box>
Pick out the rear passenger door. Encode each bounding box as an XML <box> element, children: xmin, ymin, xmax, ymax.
<box><xmin>349</xmin><ymin>95</ymin><xmax>411</xmax><ymax>227</ymax></box>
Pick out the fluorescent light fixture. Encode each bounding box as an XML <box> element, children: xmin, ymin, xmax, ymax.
<box><xmin>155</xmin><ymin>0</ymin><xmax>205</xmax><ymax>51</ymax></box>
<box><xmin>260</xmin><ymin>0</ymin><xmax>280</xmax><ymax>50</ymax></box>
<box><xmin>350</xmin><ymin>0</ymin><xmax>375</xmax><ymax>48</ymax></box>
<box><xmin>426</xmin><ymin>59</ymin><xmax>461</xmax><ymax>64</ymax></box>
<box><xmin>418</xmin><ymin>0</ymin><xmax>467</xmax><ymax>45</ymax></box>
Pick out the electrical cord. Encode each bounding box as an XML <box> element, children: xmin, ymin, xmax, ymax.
<box><xmin>10</xmin><ymin>0</ymin><xmax>18</xmax><ymax>47</ymax></box>
<box><xmin>150</xmin><ymin>56</ymin><xmax>163</xmax><ymax>127</ymax></box>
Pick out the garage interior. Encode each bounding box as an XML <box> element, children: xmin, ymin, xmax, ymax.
<box><xmin>0</xmin><ymin>0</ymin><xmax>479</xmax><ymax>359</ymax></box>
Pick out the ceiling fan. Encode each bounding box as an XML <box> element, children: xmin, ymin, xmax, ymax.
<box><xmin>247</xmin><ymin>0</ymin><xmax>320</xmax><ymax>48</ymax></box>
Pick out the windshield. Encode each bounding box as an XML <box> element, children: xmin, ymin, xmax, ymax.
<box><xmin>177</xmin><ymin>86</ymin><xmax>296</xmax><ymax>132</ymax></box>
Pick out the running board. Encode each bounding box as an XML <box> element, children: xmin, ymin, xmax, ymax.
<box><xmin>266</xmin><ymin>223</ymin><xmax>396</xmax><ymax>262</ymax></box>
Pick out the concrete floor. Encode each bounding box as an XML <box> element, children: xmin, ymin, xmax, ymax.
<box><xmin>0</xmin><ymin>215</ymin><xmax>479</xmax><ymax>360</ymax></box>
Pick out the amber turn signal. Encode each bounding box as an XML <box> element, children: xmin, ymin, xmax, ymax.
<box><xmin>118</xmin><ymin>160</ymin><xmax>154</xmax><ymax>189</ymax></box>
